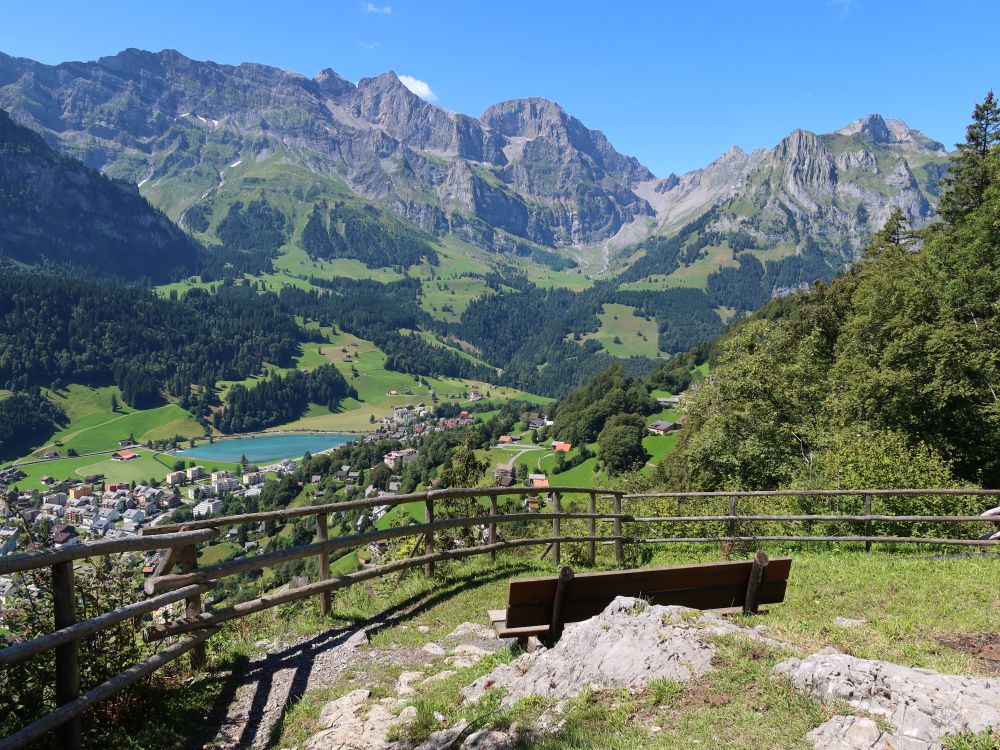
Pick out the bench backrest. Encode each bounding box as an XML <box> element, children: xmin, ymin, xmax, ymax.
<box><xmin>504</xmin><ymin>558</ymin><xmax>792</xmax><ymax>628</ymax></box>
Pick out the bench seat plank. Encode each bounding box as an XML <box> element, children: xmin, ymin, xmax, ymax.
<box><xmin>507</xmin><ymin>559</ymin><xmax>791</xmax><ymax>605</ymax></box>
<box><xmin>504</xmin><ymin>558</ymin><xmax>791</xmax><ymax>629</ymax></box>
<box><xmin>505</xmin><ymin>580</ymin><xmax>787</xmax><ymax>628</ymax></box>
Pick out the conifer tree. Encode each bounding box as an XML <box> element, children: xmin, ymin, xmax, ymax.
<box><xmin>939</xmin><ymin>91</ymin><xmax>1000</xmax><ymax>223</ymax></box>
<box><xmin>863</xmin><ymin>209</ymin><xmax>914</xmax><ymax>260</ymax></box>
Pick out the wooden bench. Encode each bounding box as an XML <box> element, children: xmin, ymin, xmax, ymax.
<box><xmin>489</xmin><ymin>551</ymin><xmax>791</xmax><ymax>645</ymax></box>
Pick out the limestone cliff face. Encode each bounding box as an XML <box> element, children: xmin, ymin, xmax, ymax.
<box><xmin>0</xmin><ymin>49</ymin><xmax>653</xmax><ymax>251</ymax></box>
<box><xmin>639</xmin><ymin>113</ymin><xmax>947</xmax><ymax>274</ymax></box>
<box><xmin>0</xmin><ymin>49</ymin><xmax>951</xmax><ymax>270</ymax></box>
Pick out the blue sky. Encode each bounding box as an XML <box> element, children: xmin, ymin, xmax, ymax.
<box><xmin>1</xmin><ymin>0</ymin><xmax>995</xmax><ymax>175</ymax></box>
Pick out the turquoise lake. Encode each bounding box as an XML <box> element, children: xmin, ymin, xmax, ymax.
<box><xmin>175</xmin><ymin>433</ymin><xmax>354</xmax><ymax>464</ymax></box>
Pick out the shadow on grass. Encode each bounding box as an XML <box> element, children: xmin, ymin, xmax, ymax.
<box><xmin>183</xmin><ymin>560</ymin><xmax>537</xmax><ymax>750</ymax></box>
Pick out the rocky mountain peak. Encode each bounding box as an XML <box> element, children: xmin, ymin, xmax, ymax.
<box><xmin>720</xmin><ymin>144</ymin><xmax>746</xmax><ymax>161</ymax></box>
<box><xmin>357</xmin><ymin>70</ymin><xmax>412</xmax><ymax>97</ymax></box>
<box><xmin>837</xmin><ymin>113</ymin><xmax>946</xmax><ymax>151</ymax></box>
<box><xmin>655</xmin><ymin>173</ymin><xmax>681</xmax><ymax>192</ymax></box>
<box><xmin>848</xmin><ymin>113</ymin><xmax>895</xmax><ymax>143</ymax></box>
<box><xmin>95</xmin><ymin>46</ymin><xmax>166</xmax><ymax>73</ymax></box>
<box><xmin>776</xmin><ymin>128</ymin><xmax>823</xmax><ymax>156</ymax></box>
<box><xmin>315</xmin><ymin>68</ymin><xmax>356</xmax><ymax>100</ymax></box>
<box><xmin>480</xmin><ymin>97</ymin><xmax>570</xmax><ymax>140</ymax></box>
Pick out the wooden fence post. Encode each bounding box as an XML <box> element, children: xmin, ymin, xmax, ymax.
<box><xmin>552</xmin><ymin>492</ymin><xmax>561</xmax><ymax>566</ymax></box>
<box><xmin>424</xmin><ymin>498</ymin><xmax>435</xmax><ymax>577</ymax></box>
<box><xmin>489</xmin><ymin>496</ymin><xmax>498</xmax><ymax>561</ymax></box>
<box><xmin>864</xmin><ymin>494</ymin><xmax>873</xmax><ymax>552</ymax></box>
<box><xmin>316</xmin><ymin>513</ymin><xmax>330</xmax><ymax>616</ymax></box>
<box><xmin>52</xmin><ymin>560</ymin><xmax>81</xmax><ymax>750</ymax></box>
<box><xmin>613</xmin><ymin>493</ymin><xmax>624</xmax><ymax>564</ymax></box>
<box><xmin>177</xmin><ymin>544</ymin><xmax>206</xmax><ymax>670</ymax></box>
<box><xmin>587</xmin><ymin>492</ymin><xmax>597</xmax><ymax>565</ymax></box>
<box><xmin>727</xmin><ymin>496</ymin><xmax>737</xmax><ymax>539</ymax></box>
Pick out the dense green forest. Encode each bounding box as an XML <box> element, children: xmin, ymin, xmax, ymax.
<box><xmin>704</xmin><ymin>238</ymin><xmax>837</xmax><ymax>312</ymax></box>
<box><xmin>0</xmin><ymin>390</ymin><xmax>66</xmax><ymax>460</ymax></box>
<box><xmin>301</xmin><ymin>201</ymin><xmax>439</xmax><ymax>269</ymax></box>
<box><xmin>0</xmin><ymin>275</ymin><xmax>301</xmax><ymax>404</ymax></box>
<box><xmin>447</xmin><ymin>282</ymin><xmax>661</xmax><ymax>395</ymax></box>
<box><xmin>651</xmin><ymin>93</ymin><xmax>1000</xmax><ymax>490</ymax></box>
<box><xmin>550</xmin><ymin>365</ymin><xmax>657</xmax><ymax>445</ymax></box>
<box><xmin>278</xmin><ymin>282</ymin><xmax>497</xmax><ymax>381</ymax></box>
<box><xmin>213</xmin><ymin>365</ymin><xmax>356</xmax><ymax>433</ymax></box>
<box><xmin>216</xmin><ymin>199</ymin><xmax>288</xmax><ymax>255</ymax></box>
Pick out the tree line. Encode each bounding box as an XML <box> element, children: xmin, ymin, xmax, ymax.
<box><xmin>301</xmin><ymin>201</ymin><xmax>439</xmax><ymax>269</ymax></box>
<box><xmin>0</xmin><ymin>389</ymin><xmax>67</xmax><ymax>461</ymax></box>
<box><xmin>214</xmin><ymin>365</ymin><xmax>357</xmax><ymax>434</ymax></box>
<box><xmin>0</xmin><ymin>274</ymin><xmax>301</xmax><ymax>406</ymax></box>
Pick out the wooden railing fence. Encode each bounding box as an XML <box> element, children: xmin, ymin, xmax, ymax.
<box><xmin>1</xmin><ymin>486</ymin><xmax>999</xmax><ymax>749</ymax></box>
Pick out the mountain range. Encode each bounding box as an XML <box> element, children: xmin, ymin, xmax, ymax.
<box><xmin>0</xmin><ymin>48</ymin><xmax>952</xmax><ymax>292</ymax></box>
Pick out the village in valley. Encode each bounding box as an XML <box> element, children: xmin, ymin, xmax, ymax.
<box><xmin>0</xmin><ymin>382</ymin><xmax>686</xmax><ymax>606</ymax></box>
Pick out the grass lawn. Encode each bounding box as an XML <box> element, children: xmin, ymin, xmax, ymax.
<box><xmin>618</xmin><ymin>243</ymin><xmax>740</xmax><ymax>292</ymax></box>
<box><xmin>79</xmin><ymin>544</ymin><xmax>1000</xmax><ymax>749</ymax></box>
<box><xmin>550</xmin><ymin>456</ymin><xmax>606</xmax><ymax>487</ymax></box>
<box><xmin>583</xmin><ymin>304</ymin><xmax>659</xmax><ymax>359</ymax></box>
<box><xmin>646</xmin><ymin>407</ymin><xmax>681</xmax><ymax>425</ymax></box>
<box><xmin>4</xmin><ymin>385</ymin><xmax>203</xmax><ymax>463</ymax></box>
<box><xmin>13</xmin><ymin>453</ymin><xmax>169</xmax><ymax>488</ymax></box>
<box><xmin>199</xmin><ymin>541</ymin><xmax>242</xmax><ymax>566</ymax></box>
<box><xmin>273</xmin><ymin>330</ymin><xmax>542</xmax><ymax>433</ymax></box>
<box><xmin>580</xmin><ymin>303</ymin><xmax>662</xmax><ymax>358</ymax></box>
<box><xmin>260</xmin><ymin>548</ymin><xmax>1000</xmax><ymax>749</ymax></box>
<box><xmin>273</xmin><ymin>244</ymin><xmax>402</xmax><ymax>284</ymax></box>
<box><xmin>419</xmin><ymin>276</ymin><xmax>493</xmax><ymax>322</ymax></box>
<box><xmin>57</xmin><ymin>403</ymin><xmax>201</xmax><ymax>456</ymax></box>
<box><xmin>643</xmin><ymin>433</ymin><xmax>679</xmax><ymax>464</ymax></box>
<box><xmin>10</xmin><ymin>450</ymin><xmax>240</xmax><ymax>491</ymax></box>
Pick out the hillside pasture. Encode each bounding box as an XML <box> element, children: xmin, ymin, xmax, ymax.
<box><xmin>271</xmin><ymin>329</ymin><xmax>541</xmax><ymax>433</ymax></box>
<box><xmin>580</xmin><ymin>303</ymin><xmax>661</xmax><ymax>358</ymax></box>
<box><xmin>15</xmin><ymin>385</ymin><xmax>203</xmax><ymax>461</ymax></box>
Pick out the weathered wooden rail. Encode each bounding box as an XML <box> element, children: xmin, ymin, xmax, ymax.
<box><xmin>1</xmin><ymin>486</ymin><xmax>999</xmax><ymax>749</ymax></box>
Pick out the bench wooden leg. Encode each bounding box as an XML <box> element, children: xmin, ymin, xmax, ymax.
<box><xmin>547</xmin><ymin>566</ymin><xmax>574</xmax><ymax>645</ymax></box>
<box><xmin>743</xmin><ymin>549</ymin><xmax>769</xmax><ymax>615</ymax></box>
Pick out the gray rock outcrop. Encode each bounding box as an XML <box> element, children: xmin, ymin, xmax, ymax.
<box><xmin>305</xmin><ymin>688</ymin><xmax>411</xmax><ymax>750</ymax></box>
<box><xmin>0</xmin><ymin>48</ymin><xmax>951</xmax><ymax>274</ymax></box>
<box><xmin>776</xmin><ymin>650</ymin><xmax>1000</xmax><ymax>749</ymax></box>
<box><xmin>463</xmin><ymin>596</ymin><xmax>780</xmax><ymax>708</ymax></box>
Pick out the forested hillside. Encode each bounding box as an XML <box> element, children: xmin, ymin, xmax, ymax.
<box><xmin>214</xmin><ymin>366</ymin><xmax>356</xmax><ymax>433</ymax></box>
<box><xmin>656</xmin><ymin>93</ymin><xmax>1000</xmax><ymax>490</ymax></box>
<box><xmin>0</xmin><ymin>108</ymin><xmax>201</xmax><ymax>282</ymax></box>
<box><xmin>0</xmin><ymin>275</ymin><xmax>301</xmax><ymax>406</ymax></box>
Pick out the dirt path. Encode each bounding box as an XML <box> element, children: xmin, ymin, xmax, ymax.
<box><xmin>190</xmin><ymin>567</ymin><xmax>521</xmax><ymax>749</ymax></box>
<box><xmin>194</xmin><ymin>624</ymin><xmax>371</xmax><ymax>750</ymax></box>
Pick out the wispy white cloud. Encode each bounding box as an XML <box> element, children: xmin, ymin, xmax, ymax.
<box><xmin>360</xmin><ymin>2</ymin><xmax>392</xmax><ymax>13</ymax></box>
<box><xmin>398</xmin><ymin>75</ymin><xmax>437</xmax><ymax>101</ymax></box>
<box><xmin>358</xmin><ymin>40</ymin><xmax>380</xmax><ymax>50</ymax></box>
<box><xmin>828</xmin><ymin>0</ymin><xmax>856</xmax><ymax>17</ymax></box>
